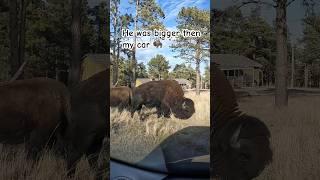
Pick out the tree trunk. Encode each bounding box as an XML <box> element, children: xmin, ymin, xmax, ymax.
<box><xmin>291</xmin><ymin>45</ymin><xmax>295</xmax><ymax>88</ymax></box>
<box><xmin>112</xmin><ymin>55</ymin><xmax>119</xmax><ymax>85</ymax></box>
<box><xmin>131</xmin><ymin>0</ymin><xmax>139</xmax><ymax>88</ymax></box>
<box><xmin>112</xmin><ymin>3</ymin><xmax>118</xmax><ymax>85</ymax></box>
<box><xmin>18</xmin><ymin>0</ymin><xmax>27</xmax><ymax>79</ymax></box>
<box><xmin>275</xmin><ymin>0</ymin><xmax>288</xmax><ymax>107</ymax></box>
<box><xmin>69</xmin><ymin>0</ymin><xmax>81</xmax><ymax>88</ymax></box>
<box><xmin>9</xmin><ymin>0</ymin><xmax>19</xmax><ymax>77</ymax></box>
<box><xmin>304</xmin><ymin>64</ymin><xmax>308</xmax><ymax>88</ymax></box>
<box><xmin>196</xmin><ymin>61</ymin><xmax>200</xmax><ymax>95</ymax></box>
<box><xmin>195</xmin><ymin>42</ymin><xmax>201</xmax><ymax>95</ymax></box>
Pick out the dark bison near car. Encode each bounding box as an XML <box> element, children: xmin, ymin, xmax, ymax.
<box><xmin>110</xmin><ymin>86</ymin><xmax>132</xmax><ymax>111</ymax></box>
<box><xmin>64</xmin><ymin>70</ymin><xmax>108</xmax><ymax>179</ymax></box>
<box><xmin>131</xmin><ymin>80</ymin><xmax>195</xmax><ymax>119</ymax></box>
<box><xmin>211</xmin><ymin>63</ymin><xmax>272</xmax><ymax>180</ymax></box>
<box><xmin>0</xmin><ymin>78</ymin><xmax>70</xmax><ymax>158</ymax></box>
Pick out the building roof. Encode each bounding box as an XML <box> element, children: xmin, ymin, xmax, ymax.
<box><xmin>136</xmin><ymin>78</ymin><xmax>191</xmax><ymax>85</ymax></box>
<box><xmin>175</xmin><ymin>78</ymin><xmax>192</xmax><ymax>85</ymax></box>
<box><xmin>83</xmin><ymin>53</ymin><xmax>109</xmax><ymax>66</ymax></box>
<box><xmin>212</xmin><ymin>54</ymin><xmax>262</xmax><ymax>69</ymax></box>
<box><xmin>136</xmin><ymin>78</ymin><xmax>152</xmax><ymax>84</ymax></box>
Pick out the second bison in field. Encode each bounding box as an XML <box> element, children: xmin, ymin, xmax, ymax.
<box><xmin>110</xmin><ymin>86</ymin><xmax>132</xmax><ymax>111</ymax></box>
<box><xmin>131</xmin><ymin>80</ymin><xmax>195</xmax><ymax>119</ymax></box>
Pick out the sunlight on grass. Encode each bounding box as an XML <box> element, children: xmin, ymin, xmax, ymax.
<box><xmin>110</xmin><ymin>91</ymin><xmax>210</xmax><ymax>163</ymax></box>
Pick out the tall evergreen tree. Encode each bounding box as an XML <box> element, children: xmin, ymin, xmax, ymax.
<box><xmin>148</xmin><ymin>54</ymin><xmax>170</xmax><ymax>80</ymax></box>
<box><xmin>130</xmin><ymin>0</ymin><xmax>164</xmax><ymax>87</ymax></box>
<box><xmin>172</xmin><ymin>7</ymin><xmax>209</xmax><ymax>95</ymax></box>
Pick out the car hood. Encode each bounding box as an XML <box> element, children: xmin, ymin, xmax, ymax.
<box><xmin>136</xmin><ymin>126</ymin><xmax>210</xmax><ymax>176</ymax></box>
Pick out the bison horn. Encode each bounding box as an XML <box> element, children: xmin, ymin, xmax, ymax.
<box><xmin>230</xmin><ymin>124</ymin><xmax>242</xmax><ymax>149</ymax></box>
<box><xmin>182</xmin><ymin>101</ymin><xmax>187</xmax><ymax>109</ymax></box>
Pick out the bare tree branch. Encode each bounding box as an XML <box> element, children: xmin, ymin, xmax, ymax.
<box><xmin>213</xmin><ymin>0</ymin><xmax>276</xmax><ymax>24</ymax></box>
<box><xmin>238</xmin><ymin>0</ymin><xmax>277</xmax><ymax>8</ymax></box>
<box><xmin>9</xmin><ymin>60</ymin><xmax>28</xmax><ymax>82</ymax></box>
<box><xmin>286</xmin><ymin>0</ymin><xmax>297</xmax><ymax>7</ymax></box>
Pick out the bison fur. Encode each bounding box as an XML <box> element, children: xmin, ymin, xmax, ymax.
<box><xmin>131</xmin><ymin>80</ymin><xmax>195</xmax><ymax>119</ymax></box>
<box><xmin>0</xmin><ymin>78</ymin><xmax>70</xmax><ymax>159</ymax></box>
<box><xmin>64</xmin><ymin>70</ymin><xmax>108</xmax><ymax>179</ymax></box>
<box><xmin>212</xmin><ymin>63</ymin><xmax>272</xmax><ymax>180</ymax></box>
<box><xmin>110</xmin><ymin>86</ymin><xmax>132</xmax><ymax>111</ymax></box>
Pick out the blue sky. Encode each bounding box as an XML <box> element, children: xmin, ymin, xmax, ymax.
<box><xmin>113</xmin><ymin>0</ymin><xmax>210</xmax><ymax>75</ymax></box>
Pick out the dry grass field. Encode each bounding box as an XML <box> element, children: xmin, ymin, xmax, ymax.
<box><xmin>238</xmin><ymin>95</ymin><xmax>320</xmax><ymax>180</ymax></box>
<box><xmin>0</xmin><ymin>140</ymin><xmax>108</xmax><ymax>180</ymax></box>
<box><xmin>110</xmin><ymin>91</ymin><xmax>210</xmax><ymax>163</ymax></box>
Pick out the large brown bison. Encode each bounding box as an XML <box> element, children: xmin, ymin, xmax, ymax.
<box><xmin>0</xmin><ymin>78</ymin><xmax>70</xmax><ymax>158</ymax></box>
<box><xmin>131</xmin><ymin>80</ymin><xmax>195</xmax><ymax>119</ymax></box>
<box><xmin>212</xmin><ymin>63</ymin><xmax>272</xmax><ymax>180</ymax></box>
<box><xmin>110</xmin><ymin>86</ymin><xmax>132</xmax><ymax>111</ymax></box>
<box><xmin>64</xmin><ymin>70</ymin><xmax>107</xmax><ymax>179</ymax></box>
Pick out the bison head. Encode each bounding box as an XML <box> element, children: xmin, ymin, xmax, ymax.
<box><xmin>171</xmin><ymin>98</ymin><xmax>195</xmax><ymax>119</ymax></box>
<box><xmin>212</xmin><ymin>115</ymin><xmax>272</xmax><ymax>180</ymax></box>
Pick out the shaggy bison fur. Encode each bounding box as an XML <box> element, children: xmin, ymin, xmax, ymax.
<box><xmin>131</xmin><ymin>80</ymin><xmax>195</xmax><ymax>119</ymax></box>
<box><xmin>211</xmin><ymin>63</ymin><xmax>272</xmax><ymax>180</ymax></box>
<box><xmin>64</xmin><ymin>70</ymin><xmax>108</xmax><ymax>179</ymax></box>
<box><xmin>0</xmin><ymin>78</ymin><xmax>70</xmax><ymax>158</ymax></box>
<box><xmin>110</xmin><ymin>86</ymin><xmax>132</xmax><ymax>111</ymax></box>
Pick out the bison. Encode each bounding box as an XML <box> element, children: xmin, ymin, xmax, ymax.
<box><xmin>153</xmin><ymin>39</ymin><xmax>162</xmax><ymax>48</ymax></box>
<box><xmin>110</xmin><ymin>86</ymin><xmax>132</xmax><ymax>111</ymax></box>
<box><xmin>64</xmin><ymin>70</ymin><xmax>108</xmax><ymax>179</ymax></box>
<box><xmin>0</xmin><ymin>78</ymin><xmax>70</xmax><ymax>158</ymax></box>
<box><xmin>131</xmin><ymin>80</ymin><xmax>195</xmax><ymax>119</ymax></box>
<box><xmin>212</xmin><ymin>63</ymin><xmax>272</xmax><ymax>180</ymax></box>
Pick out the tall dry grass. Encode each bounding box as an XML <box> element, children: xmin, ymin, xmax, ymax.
<box><xmin>110</xmin><ymin>91</ymin><xmax>210</xmax><ymax>163</ymax></box>
<box><xmin>0</xmin><ymin>141</ymin><xmax>108</xmax><ymax>179</ymax></box>
<box><xmin>238</xmin><ymin>95</ymin><xmax>320</xmax><ymax>180</ymax></box>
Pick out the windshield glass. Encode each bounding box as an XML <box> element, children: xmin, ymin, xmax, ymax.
<box><xmin>110</xmin><ymin>91</ymin><xmax>210</xmax><ymax>172</ymax></box>
<box><xmin>110</xmin><ymin>0</ymin><xmax>210</xmax><ymax>174</ymax></box>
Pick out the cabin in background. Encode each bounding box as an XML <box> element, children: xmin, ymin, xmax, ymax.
<box><xmin>213</xmin><ymin>54</ymin><xmax>263</xmax><ymax>88</ymax></box>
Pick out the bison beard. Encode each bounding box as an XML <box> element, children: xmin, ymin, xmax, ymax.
<box><xmin>65</xmin><ymin>70</ymin><xmax>108</xmax><ymax>179</ymax></box>
<box><xmin>212</xmin><ymin>63</ymin><xmax>272</xmax><ymax>180</ymax></box>
<box><xmin>130</xmin><ymin>80</ymin><xmax>195</xmax><ymax>119</ymax></box>
<box><xmin>0</xmin><ymin>78</ymin><xmax>70</xmax><ymax>159</ymax></box>
<box><xmin>110</xmin><ymin>86</ymin><xmax>132</xmax><ymax>111</ymax></box>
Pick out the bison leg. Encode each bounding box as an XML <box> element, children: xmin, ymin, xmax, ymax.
<box><xmin>26</xmin><ymin>128</ymin><xmax>54</xmax><ymax>160</ymax></box>
<box><xmin>131</xmin><ymin>104</ymin><xmax>142</xmax><ymax>118</ymax></box>
<box><xmin>160</xmin><ymin>103</ymin><xmax>171</xmax><ymax>118</ymax></box>
<box><xmin>131</xmin><ymin>94</ymin><xmax>144</xmax><ymax>117</ymax></box>
<box><xmin>87</xmin><ymin>143</ymin><xmax>103</xmax><ymax>180</ymax></box>
<box><xmin>67</xmin><ymin>134</ymin><xmax>105</xmax><ymax>179</ymax></box>
<box><xmin>67</xmin><ymin>150</ymin><xmax>82</xmax><ymax>177</ymax></box>
<box><xmin>156</xmin><ymin>106</ymin><xmax>162</xmax><ymax>118</ymax></box>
